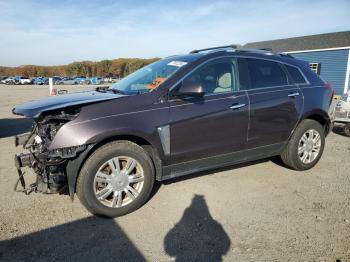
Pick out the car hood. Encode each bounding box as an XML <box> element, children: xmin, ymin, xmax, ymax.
<box><xmin>13</xmin><ymin>90</ymin><xmax>126</xmax><ymax>118</ymax></box>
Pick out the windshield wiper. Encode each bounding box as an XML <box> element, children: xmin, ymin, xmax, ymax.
<box><xmin>95</xmin><ymin>86</ymin><xmax>109</xmax><ymax>92</ymax></box>
<box><xmin>108</xmin><ymin>88</ymin><xmax>126</xmax><ymax>95</ymax></box>
<box><xmin>95</xmin><ymin>86</ymin><xmax>126</xmax><ymax>95</ymax></box>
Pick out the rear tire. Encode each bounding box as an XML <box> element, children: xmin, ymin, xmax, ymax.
<box><xmin>76</xmin><ymin>140</ymin><xmax>155</xmax><ymax>217</ymax></box>
<box><xmin>281</xmin><ymin>119</ymin><xmax>325</xmax><ymax>171</ymax></box>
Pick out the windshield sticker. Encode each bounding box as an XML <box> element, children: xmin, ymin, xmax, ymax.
<box><xmin>167</xmin><ymin>61</ymin><xmax>187</xmax><ymax>67</ymax></box>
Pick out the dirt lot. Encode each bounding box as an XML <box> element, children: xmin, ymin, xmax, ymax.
<box><xmin>0</xmin><ymin>85</ymin><xmax>349</xmax><ymax>261</ymax></box>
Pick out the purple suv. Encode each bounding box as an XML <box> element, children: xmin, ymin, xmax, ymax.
<box><xmin>13</xmin><ymin>45</ymin><xmax>333</xmax><ymax>217</ymax></box>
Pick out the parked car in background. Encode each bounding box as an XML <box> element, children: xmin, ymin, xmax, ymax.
<box><xmin>111</xmin><ymin>77</ymin><xmax>121</xmax><ymax>83</ymax></box>
<box><xmin>53</xmin><ymin>76</ymin><xmax>62</xmax><ymax>84</ymax></box>
<box><xmin>13</xmin><ymin>45</ymin><xmax>333</xmax><ymax>217</ymax></box>
<box><xmin>15</xmin><ymin>76</ymin><xmax>32</xmax><ymax>85</ymax></box>
<box><xmin>2</xmin><ymin>77</ymin><xmax>15</xmax><ymax>84</ymax></box>
<box><xmin>33</xmin><ymin>77</ymin><xmax>49</xmax><ymax>85</ymax></box>
<box><xmin>103</xmin><ymin>77</ymin><xmax>110</xmax><ymax>83</ymax></box>
<box><xmin>333</xmin><ymin>91</ymin><xmax>350</xmax><ymax>136</ymax></box>
<box><xmin>75</xmin><ymin>76</ymin><xmax>87</xmax><ymax>85</ymax></box>
<box><xmin>103</xmin><ymin>77</ymin><xmax>121</xmax><ymax>83</ymax></box>
<box><xmin>0</xmin><ymin>76</ymin><xmax>8</xmax><ymax>82</ymax></box>
<box><xmin>56</xmin><ymin>77</ymin><xmax>78</xmax><ymax>85</ymax></box>
<box><xmin>85</xmin><ymin>77</ymin><xmax>104</xmax><ymax>85</ymax></box>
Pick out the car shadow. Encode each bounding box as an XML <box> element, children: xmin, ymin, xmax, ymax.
<box><xmin>0</xmin><ymin>118</ymin><xmax>33</xmax><ymax>138</ymax></box>
<box><xmin>164</xmin><ymin>194</ymin><xmax>231</xmax><ymax>261</ymax></box>
<box><xmin>0</xmin><ymin>216</ymin><xmax>146</xmax><ymax>262</ymax></box>
<box><xmin>0</xmin><ymin>196</ymin><xmax>231</xmax><ymax>262</ymax></box>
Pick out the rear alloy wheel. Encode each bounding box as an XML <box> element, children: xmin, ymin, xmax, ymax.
<box><xmin>77</xmin><ymin>141</ymin><xmax>154</xmax><ymax>217</ymax></box>
<box><xmin>281</xmin><ymin>119</ymin><xmax>325</xmax><ymax>170</ymax></box>
<box><xmin>297</xmin><ymin>129</ymin><xmax>322</xmax><ymax>164</ymax></box>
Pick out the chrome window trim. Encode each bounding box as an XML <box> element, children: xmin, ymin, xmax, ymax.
<box><xmin>235</xmin><ymin>54</ymin><xmax>311</xmax><ymax>86</ymax></box>
<box><xmin>169</xmin><ymin>94</ymin><xmax>246</xmax><ymax>107</ymax></box>
<box><xmin>249</xmin><ymin>87</ymin><xmax>301</xmax><ymax>96</ymax></box>
<box><xmin>242</xmin><ymin>84</ymin><xmax>291</xmax><ymax>92</ymax></box>
<box><xmin>167</xmin><ymin>54</ymin><xmax>311</xmax><ymax>100</ymax></box>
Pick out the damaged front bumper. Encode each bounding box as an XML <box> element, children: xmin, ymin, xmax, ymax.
<box><xmin>14</xmin><ymin>131</ymin><xmax>87</xmax><ymax>196</ymax></box>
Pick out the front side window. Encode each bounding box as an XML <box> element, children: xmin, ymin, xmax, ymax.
<box><xmin>246</xmin><ymin>58</ymin><xmax>288</xmax><ymax>89</ymax></box>
<box><xmin>181</xmin><ymin>59</ymin><xmax>237</xmax><ymax>96</ymax></box>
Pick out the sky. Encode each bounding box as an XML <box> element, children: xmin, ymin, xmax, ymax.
<box><xmin>0</xmin><ymin>0</ymin><xmax>349</xmax><ymax>66</ymax></box>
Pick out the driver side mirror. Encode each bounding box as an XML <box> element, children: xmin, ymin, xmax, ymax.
<box><xmin>176</xmin><ymin>78</ymin><xmax>205</xmax><ymax>98</ymax></box>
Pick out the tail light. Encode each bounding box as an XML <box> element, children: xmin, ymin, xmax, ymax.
<box><xmin>325</xmin><ymin>82</ymin><xmax>333</xmax><ymax>90</ymax></box>
<box><xmin>325</xmin><ymin>82</ymin><xmax>334</xmax><ymax>97</ymax></box>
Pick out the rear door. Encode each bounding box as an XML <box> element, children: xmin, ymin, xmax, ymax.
<box><xmin>238</xmin><ymin>57</ymin><xmax>303</xmax><ymax>149</ymax></box>
<box><xmin>169</xmin><ymin>57</ymin><xmax>249</xmax><ymax>165</ymax></box>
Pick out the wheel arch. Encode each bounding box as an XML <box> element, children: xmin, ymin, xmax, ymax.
<box><xmin>300</xmin><ymin>110</ymin><xmax>331</xmax><ymax>135</ymax></box>
<box><xmin>66</xmin><ymin>133</ymin><xmax>163</xmax><ymax>200</ymax></box>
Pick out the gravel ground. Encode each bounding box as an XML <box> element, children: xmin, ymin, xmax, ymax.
<box><xmin>0</xmin><ymin>85</ymin><xmax>349</xmax><ymax>261</ymax></box>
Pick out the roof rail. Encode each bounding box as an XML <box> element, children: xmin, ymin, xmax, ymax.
<box><xmin>189</xmin><ymin>45</ymin><xmax>295</xmax><ymax>59</ymax></box>
<box><xmin>236</xmin><ymin>48</ymin><xmax>295</xmax><ymax>59</ymax></box>
<box><xmin>259</xmin><ymin>48</ymin><xmax>273</xmax><ymax>51</ymax></box>
<box><xmin>236</xmin><ymin>48</ymin><xmax>274</xmax><ymax>54</ymax></box>
<box><xmin>276</xmin><ymin>52</ymin><xmax>294</xmax><ymax>58</ymax></box>
<box><xmin>190</xmin><ymin>44</ymin><xmax>241</xmax><ymax>54</ymax></box>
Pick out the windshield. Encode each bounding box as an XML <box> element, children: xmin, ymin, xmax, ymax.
<box><xmin>109</xmin><ymin>57</ymin><xmax>189</xmax><ymax>95</ymax></box>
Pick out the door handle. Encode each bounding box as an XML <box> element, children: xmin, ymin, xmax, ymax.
<box><xmin>230</xmin><ymin>103</ymin><xmax>246</xmax><ymax>110</ymax></box>
<box><xmin>288</xmin><ymin>92</ymin><xmax>300</xmax><ymax>97</ymax></box>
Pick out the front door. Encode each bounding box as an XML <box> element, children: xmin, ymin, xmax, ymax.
<box><xmin>168</xmin><ymin>58</ymin><xmax>249</xmax><ymax>167</ymax></box>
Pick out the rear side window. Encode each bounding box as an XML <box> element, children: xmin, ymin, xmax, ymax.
<box><xmin>285</xmin><ymin>65</ymin><xmax>307</xmax><ymax>84</ymax></box>
<box><xmin>246</xmin><ymin>58</ymin><xmax>288</xmax><ymax>89</ymax></box>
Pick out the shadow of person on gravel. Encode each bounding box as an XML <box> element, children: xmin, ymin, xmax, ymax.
<box><xmin>0</xmin><ymin>216</ymin><xmax>146</xmax><ymax>262</ymax></box>
<box><xmin>164</xmin><ymin>195</ymin><xmax>231</xmax><ymax>261</ymax></box>
<box><xmin>0</xmin><ymin>118</ymin><xmax>33</xmax><ymax>138</ymax></box>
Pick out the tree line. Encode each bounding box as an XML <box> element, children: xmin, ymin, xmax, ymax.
<box><xmin>0</xmin><ymin>57</ymin><xmax>160</xmax><ymax>78</ymax></box>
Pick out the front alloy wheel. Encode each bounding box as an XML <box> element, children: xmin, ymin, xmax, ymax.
<box><xmin>94</xmin><ymin>156</ymin><xmax>144</xmax><ymax>208</ymax></box>
<box><xmin>77</xmin><ymin>141</ymin><xmax>155</xmax><ymax>217</ymax></box>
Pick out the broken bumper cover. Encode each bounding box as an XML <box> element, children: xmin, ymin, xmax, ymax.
<box><xmin>14</xmin><ymin>153</ymin><xmax>35</xmax><ymax>194</ymax></box>
<box><xmin>14</xmin><ymin>132</ymin><xmax>88</xmax><ymax>195</ymax></box>
<box><xmin>14</xmin><ymin>132</ymin><xmax>31</xmax><ymax>147</ymax></box>
<box><xmin>15</xmin><ymin>152</ymin><xmax>34</xmax><ymax>169</ymax></box>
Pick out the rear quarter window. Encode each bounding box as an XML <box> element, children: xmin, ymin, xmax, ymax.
<box><xmin>285</xmin><ymin>64</ymin><xmax>307</xmax><ymax>84</ymax></box>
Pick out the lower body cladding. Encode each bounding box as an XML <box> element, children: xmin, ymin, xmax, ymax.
<box><xmin>14</xmin><ymin>132</ymin><xmax>89</xmax><ymax>197</ymax></box>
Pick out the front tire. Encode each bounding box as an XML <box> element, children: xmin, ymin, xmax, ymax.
<box><xmin>281</xmin><ymin>119</ymin><xmax>325</xmax><ymax>170</ymax></box>
<box><xmin>76</xmin><ymin>141</ymin><xmax>155</xmax><ymax>217</ymax></box>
